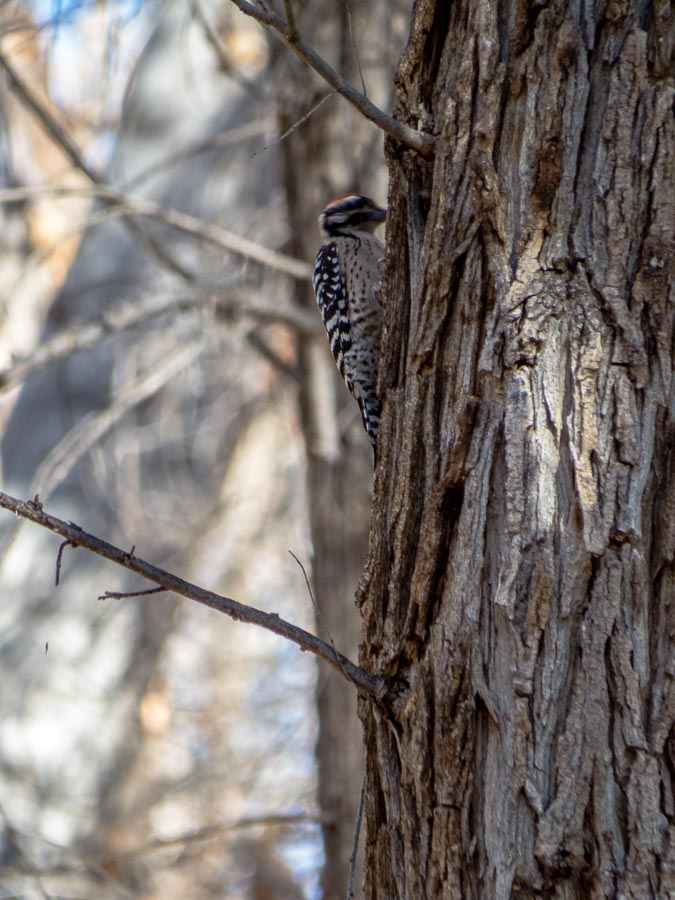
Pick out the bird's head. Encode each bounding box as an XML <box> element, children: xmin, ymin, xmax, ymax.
<box><xmin>318</xmin><ymin>193</ymin><xmax>386</xmax><ymax>237</ymax></box>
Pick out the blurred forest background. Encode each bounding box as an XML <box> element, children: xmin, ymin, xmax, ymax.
<box><xmin>0</xmin><ymin>1</ymin><xmax>409</xmax><ymax>897</ymax></box>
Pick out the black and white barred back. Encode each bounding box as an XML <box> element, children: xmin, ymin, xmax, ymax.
<box><xmin>312</xmin><ymin>194</ymin><xmax>386</xmax><ymax>453</ymax></box>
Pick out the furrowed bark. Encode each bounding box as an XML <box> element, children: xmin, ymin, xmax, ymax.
<box><xmin>359</xmin><ymin>2</ymin><xmax>674</xmax><ymax>896</ymax></box>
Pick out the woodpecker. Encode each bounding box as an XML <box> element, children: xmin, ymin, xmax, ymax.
<box><xmin>312</xmin><ymin>193</ymin><xmax>386</xmax><ymax>454</ymax></box>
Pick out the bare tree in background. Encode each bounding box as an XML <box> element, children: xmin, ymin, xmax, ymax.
<box><xmin>0</xmin><ymin>2</ymin><xmax>319</xmax><ymax>897</ymax></box>
<box><xmin>269</xmin><ymin>4</ymin><xmax>410</xmax><ymax>896</ymax></box>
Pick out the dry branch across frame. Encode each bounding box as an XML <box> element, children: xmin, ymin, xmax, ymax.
<box><xmin>0</xmin><ymin>490</ymin><xmax>384</xmax><ymax>699</ymax></box>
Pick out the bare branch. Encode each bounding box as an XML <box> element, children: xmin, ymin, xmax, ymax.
<box><xmin>0</xmin><ymin>49</ymin><xmax>102</xmax><ymax>184</ymax></box>
<box><xmin>30</xmin><ymin>343</ymin><xmax>202</xmax><ymax>503</ymax></box>
<box><xmin>99</xmin><ymin>587</ymin><xmax>166</xmax><ymax>600</ymax></box>
<box><xmin>282</xmin><ymin>0</ymin><xmax>297</xmax><ymax>36</ymax></box>
<box><xmin>0</xmin><ymin>46</ymin><xmax>311</xmax><ymax>281</ymax></box>
<box><xmin>347</xmin><ymin>775</ymin><xmax>366</xmax><ymax>900</ymax></box>
<box><xmin>0</xmin><ymin>285</ymin><xmax>319</xmax><ymax>394</ymax></box>
<box><xmin>0</xmin><ymin>292</ymin><xmax>190</xmax><ymax>392</ymax></box>
<box><xmin>0</xmin><ymin>491</ymin><xmax>385</xmax><ymax>698</ymax></box>
<box><xmin>192</xmin><ymin>0</ymin><xmax>266</xmax><ymax>99</ymax></box>
<box><xmin>0</xmin><ymin>812</ymin><xmax>324</xmax><ymax>878</ymax></box>
<box><xmin>227</xmin><ymin>0</ymin><xmax>435</xmax><ymax>158</ymax></box>
<box><xmin>345</xmin><ymin>0</ymin><xmax>367</xmax><ymax>97</ymax></box>
<box><xmin>127</xmin><ymin>195</ymin><xmax>312</xmax><ymax>280</ymax></box>
<box><xmin>55</xmin><ymin>540</ymin><xmax>71</xmax><ymax>586</ymax></box>
<box><xmin>251</xmin><ymin>90</ymin><xmax>336</xmax><ymax>158</ymax></box>
<box><xmin>124</xmin><ymin>121</ymin><xmax>269</xmax><ymax>189</ymax></box>
<box><xmin>218</xmin><ymin>291</ymin><xmax>320</xmax><ymax>335</ymax></box>
<box><xmin>0</xmin><ymin>344</ymin><xmax>200</xmax><ymax>567</ymax></box>
<box><xmin>0</xmin><ymin>49</ymin><xmax>191</xmax><ymax>280</ymax></box>
<box><xmin>0</xmin><ymin>184</ymin><xmax>312</xmax><ymax>280</ymax></box>
<box><xmin>0</xmin><ymin>802</ymin><xmax>143</xmax><ymax>895</ymax></box>
<box><xmin>118</xmin><ymin>812</ymin><xmax>324</xmax><ymax>858</ymax></box>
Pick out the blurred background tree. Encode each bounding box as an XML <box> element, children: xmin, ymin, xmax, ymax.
<box><xmin>0</xmin><ymin>1</ymin><xmax>408</xmax><ymax>896</ymax></box>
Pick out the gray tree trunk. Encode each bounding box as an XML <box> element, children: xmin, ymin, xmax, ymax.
<box><xmin>359</xmin><ymin>1</ymin><xmax>673</xmax><ymax>896</ymax></box>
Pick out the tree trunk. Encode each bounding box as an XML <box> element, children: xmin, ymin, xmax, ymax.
<box><xmin>359</xmin><ymin>1</ymin><xmax>673</xmax><ymax>897</ymax></box>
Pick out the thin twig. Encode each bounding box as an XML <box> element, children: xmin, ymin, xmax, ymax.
<box><xmin>289</xmin><ymin>550</ymin><xmax>336</xmax><ymax>654</ymax></box>
<box><xmin>30</xmin><ymin>343</ymin><xmax>202</xmax><ymax>504</ymax></box>
<box><xmin>0</xmin><ymin>50</ymin><xmax>102</xmax><ymax>183</ymax></box>
<box><xmin>0</xmin><ymin>286</ymin><xmax>319</xmax><ymax>394</ymax></box>
<box><xmin>0</xmin><ymin>184</ymin><xmax>312</xmax><ymax>280</ymax></box>
<box><xmin>283</xmin><ymin>0</ymin><xmax>297</xmax><ymax>36</ymax></box>
<box><xmin>0</xmin><ymin>812</ymin><xmax>325</xmax><ymax>878</ymax></box>
<box><xmin>246</xmin><ymin>331</ymin><xmax>301</xmax><ymax>382</ymax></box>
<box><xmin>0</xmin><ymin>491</ymin><xmax>385</xmax><ymax>698</ymax></box>
<box><xmin>227</xmin><ymin>0</ymin><xmax>434</xmax><ymax>158</ymax></box>
<box><xmin>55</xmin><ymin>540</ymin><xmax>72</xmax><ymax>586</ymax></box>
<box><xmin>99</xmin><ymin>587</ymin><xmax>166</xmax><ymax>600</ymax></box>
<box><xmin>192</xmin><ymin>0</ymin><xmax>265</xmax><ymax>98</ymax></box>
<box><xmin>123</xmin><ymin>121</ymin><xmax>269</xmax><ymax>189</ymax></box>
<box><xmin>344</xmin><ymin>0</ymin><xmax>367</xmax><ymax>97</ymax></box>
<box><xmin>118</xmin><ymin>812</ymin><xmax>324</xmax><ymax>859</ymax></box>
<box><xmin>251</xmin><ymin>90</ymin><xmax>336</xmax><ymax>158</ymax></box>
<box><xmin>347</xmin><ymin>772</ymin><xmax>366</xmax><ymax>900</ymax></box>
<box><xmin>0</xmin><ymin>47</ymin><xmax>194</xmax><ymax>280</ymax></box>
<box><xmin>289</xmin><ymin>549</ymin><xmax>366</xmax><ymax>701</ymax></box>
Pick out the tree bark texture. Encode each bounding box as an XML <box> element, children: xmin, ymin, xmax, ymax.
<box><xmin>359</xmin><ymin>1</ymin><xmax>673</xmax><ymax>897</ymax></box>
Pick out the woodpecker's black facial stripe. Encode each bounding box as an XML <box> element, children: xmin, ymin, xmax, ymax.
<box><xmin>320</xmin><ymin>197</ymin><xmax>387</xmax><ymax>238</ymax></box>
<box><xmin>323</xmin><ymin>212</ymin><xmax>383</xmax><ymax>236</ymax></box>
<box><xmin>349</xmin><ymin>210</ymin><xmax>386</xmax><ymax>225</ymax></box>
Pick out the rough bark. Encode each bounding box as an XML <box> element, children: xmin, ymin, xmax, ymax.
<box><xmin>359</xmin><ymin>1</ymin><xmax>673</xmax><ymax>897</ymax></box>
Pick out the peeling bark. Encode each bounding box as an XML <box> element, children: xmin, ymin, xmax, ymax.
<box><xmin>359</xmin><ymin>1</ymin><xmax>673</xmax><ymax>896</ymax></box>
